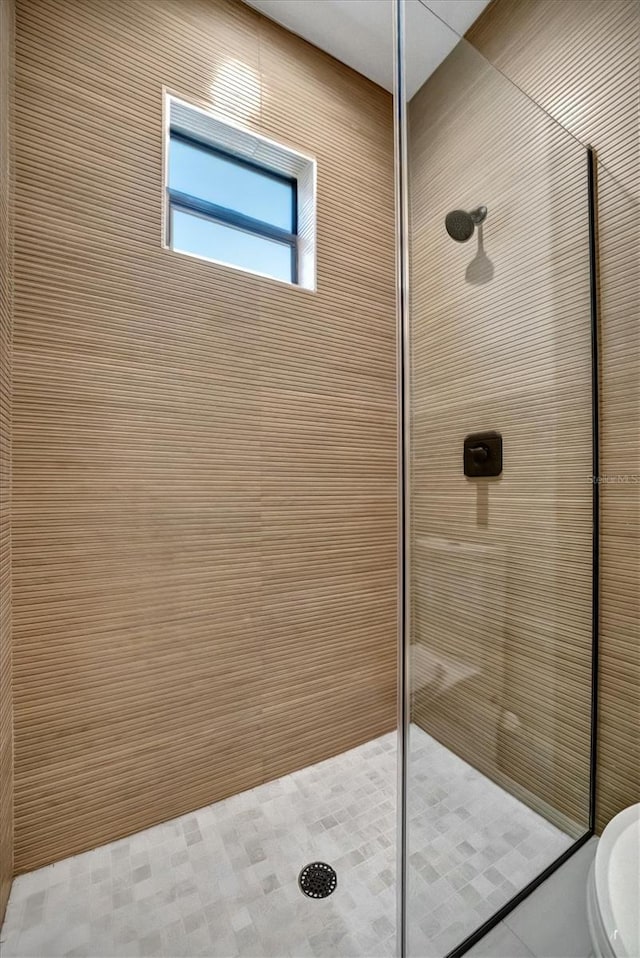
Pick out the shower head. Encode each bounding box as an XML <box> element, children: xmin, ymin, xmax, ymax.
<box><xmin>445</xmin><ymin>206</ymin><xmax>488</xmax><ymax>242</ymax></box>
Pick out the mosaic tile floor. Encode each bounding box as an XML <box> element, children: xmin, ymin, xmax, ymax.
<box><xmin>405</xmin><ymin>730</ymin><xmax>573</xmax><ymax>957</ymax></box>
<box><xmin>1</xmin><ymin>727</ymin><xmax>573</xmax><ymax>958</ymax></box>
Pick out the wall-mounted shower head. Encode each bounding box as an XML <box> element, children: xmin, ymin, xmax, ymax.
<box><xmin>445</xmin><ymin>206</ymin><xmax>488</xmax><ymax>242</ymax></box>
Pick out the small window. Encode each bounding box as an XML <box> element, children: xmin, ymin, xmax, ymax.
<box><xmin>164</xmin><ymin>95</ymin><xmax>316</xmax><ymax>289</ymax></box>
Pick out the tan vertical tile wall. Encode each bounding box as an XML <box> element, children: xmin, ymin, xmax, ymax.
<box><xmin>467</xmin><ymin>0</ymin><xmax>640</xmax><ymax>832</ymax></box>
<box><xmin>12</xmin><ymin>0</ymin><xmax>396</xmax><ymax>872</ymax></box>
<box><xmin>0</xmin><ymin>0</ymin><xmax>14</xmax><ymax>923</ymax></box>
<box><xmin>407</xmin><ymin>40</ymin><xmax>594</xmax><ymax>832</ymax></box>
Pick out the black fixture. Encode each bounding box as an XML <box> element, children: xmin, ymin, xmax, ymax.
<box><xmin>298</xmin><ymin>862</ymin><xmax>337</xmax><ymax>899</ymax></box>
<box><xmin>463</xmin><ymin>431</ymin><xmax>502</xmax><ymax>477</ymax></box>
<box><xmin>445</xmin><ymin>205</ymin><xmax>488</xmax><ymax>242</ymax></box>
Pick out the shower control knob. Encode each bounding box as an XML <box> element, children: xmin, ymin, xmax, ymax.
<box><xmin>463</xmin><ymin>432</ymin><xmax>503</xmax><ymax>478</ymax></box>
<box><xmin>469</xmin><ymin>444</ymin><xmax>489</xmax><ymax>463</ymax></box>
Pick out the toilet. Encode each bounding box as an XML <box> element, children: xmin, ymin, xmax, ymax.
<box><xmin>587</xmin><ymin>803</ymin><xmax>640</xmax><ymax>958</ymax></box>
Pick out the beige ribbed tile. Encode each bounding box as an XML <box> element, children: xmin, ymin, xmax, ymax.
<box><xmin>407</xmin><ymin>35</ymin><xmax>593</xmax><ymax>831</ymax></box>
<box><xmin>0</xmin><ymin>0</ymin><xmax>15</xmax><ymax>924</ymax></box>
<box><xmin>12</xmin><ymin>0</ymin><xmax>396</xmax><ymax>873</ymax></box>
<box><xmin>467</xmin><ymin>0</ymin><xmax>639</xmax><ymax>833</ymax></box>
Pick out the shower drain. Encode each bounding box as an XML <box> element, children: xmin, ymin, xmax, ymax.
<box><xmin>298</xmin><ymin>862</ymin><xmax>337</xmax><ymax>899</ymax></box>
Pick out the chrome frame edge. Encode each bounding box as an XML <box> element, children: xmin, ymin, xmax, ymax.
<box><xmin>393</xmin><ymin>2</ymin><xmax>410</xmax><ymax>956</ymax></box>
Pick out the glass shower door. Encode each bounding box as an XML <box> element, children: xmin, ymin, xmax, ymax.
<box><xmin>396</xmin><ymin>2</ymin><xmax>597</xmax><ymax>954</ymax></box>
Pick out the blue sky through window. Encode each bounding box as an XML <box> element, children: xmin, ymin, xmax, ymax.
<box><xmin>169</xmin><ymin>137</ymin><xmax>294</xmax><ymax>231</ymax></box>
<box><xmin>171</xmin><ymin>208</ymin><xmax>293</xmax><ymax>283</ymax></box>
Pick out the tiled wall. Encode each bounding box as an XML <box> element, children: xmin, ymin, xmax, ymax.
<box><xmin>468</xmin><ymin>0</ymin><xmax>639</xmax><ymax>833</ymax></box>
<box><xmin>407</xmin><ymin>38</ymin><xmax>593</xmax><ymax>832</ymax></box>
<box><xmin>0</xmin><ymin>0</ymin><xmax>15</xmax><ymax>924</ymax></box>
<box><xmin>12</xmin><ymin>0</ymin><xmax>397</xmax><ymax>872</ymax></box>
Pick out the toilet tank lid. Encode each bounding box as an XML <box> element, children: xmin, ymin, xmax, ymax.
<box><xmin>595</xmin><ymin>803</ymin><xmax>640</xmax><ymax>958</ymax></box>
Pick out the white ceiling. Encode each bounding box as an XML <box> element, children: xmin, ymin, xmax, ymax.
<box><xmin>243</xmin><ymin>0</ymin><xmax>491</xmax><ymax>98</ymax></box>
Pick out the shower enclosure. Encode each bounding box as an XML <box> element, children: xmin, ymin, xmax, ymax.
<box><xmin>0</xmin><ymin>1</ymin><xmax>602</xmax><ymax>956</ymax></box>
<box><xmin>396</xmin><ymin>1</ymin><xmax>598</xmax><ymax>955</ymax></box>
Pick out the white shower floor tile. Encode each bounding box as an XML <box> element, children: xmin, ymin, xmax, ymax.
<box><xmin>1</xmin><ymin>728</ymin><xmax>573</xmax><ymax>958</ymax></box>
<box><xmin>405</xmin><ymin>729</ymin><xmax>574</xmax><ymax>956</ymax></box>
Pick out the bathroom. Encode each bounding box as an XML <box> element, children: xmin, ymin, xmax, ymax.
<box><xmin>0</xmin><ymin>0</ymin><xmax>637</xmax><ymax>956</ymax></box>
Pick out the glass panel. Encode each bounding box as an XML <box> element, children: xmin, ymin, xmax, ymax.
<box><xmin>171</xmin><ymin>207</ymin><xmax>294</xmax><ymax>283</ymax></box>
<box><xmin>399</xmin><ymin>2</ymin><xmax>595</xmax><ymax>955</ymax></box>
<box><xmin>169</xmin><ymin>136</ymin><xmax>295</xmax><ymax>230</ymax></box>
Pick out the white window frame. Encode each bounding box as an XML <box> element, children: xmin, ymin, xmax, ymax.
<box><xmin>162</xmin><ymin>91</ymin><xmax>317</xmax><ymax>291</ymax></box>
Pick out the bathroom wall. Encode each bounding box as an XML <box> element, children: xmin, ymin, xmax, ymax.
<box><xmin>468</xmin><ymin>0</ymin><xmax>639</xmax><ymax>833</ymax></box>
<box><xmin>12</xmin><ymin>0</ymin><xmax>396</xmax><ymax>872</ymax></box>
<box><xmin>0</xmin><ymin>0</ymin><xmax>14</xmax><ymax>922</ymax></box>
<box><xmin>408</xmin><ymin>0</ymin><xmax>638</xmax><ymax>835</ymax></box>
<box><xmin>408</xmin><ymin>39</ymin><xmax>593</xmax><ymax>832</ymax></box>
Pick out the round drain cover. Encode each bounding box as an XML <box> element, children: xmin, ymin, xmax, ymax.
<box><xmin>298</xmin><ymin>862</ymin><xmax>337</xmax><ymax>899</ymax></box>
